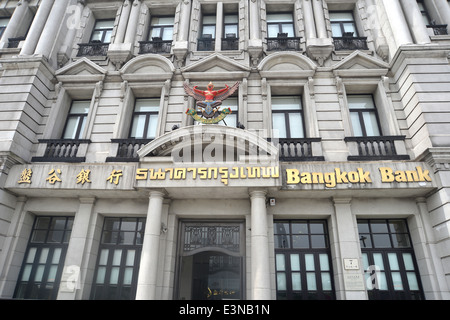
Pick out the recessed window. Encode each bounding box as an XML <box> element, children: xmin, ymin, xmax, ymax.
<box><xmin>0</xmin><ymin>17</ymin><xmax>9</xmax><ymax>39</ymax></box>
<box><xmin>348</xmin><ymin>94</ymin><xmax>381</xmax><ymax>137</ymax></box>
<box><xmin>62</xmin><ymin>101</ymin><xmax>90</xmax><ymax>140</ymax></box>
<box><xmin>148</xmin><ymin>16</ymin><xmax>174</xmax><ymax>41</ymax></box>
<box><xmin>129</xmin><ymin>98</ymin><xmax>159</xmax><ymax>139</ymax></box>
<box><xmin>271</xmin><ymin>96</ymin><xmax>305</xmax><ymax>139</ymax></box>
<box><xmin>14</xmin><ymin>216</ymin><xmax>74</xmax><ymax>300</ymax></box>
<box><xmin>91</xmin><ymin>217</ymin><xmax>146</xmax><ymax>300</ymax></box>
<box><xmin>266</xmin><ymin>13</ymin><xmax>295</xmax><ymax>38</ymax></box>
<box><xmin>330</xmin><ymin>12</ymin><xmax>358</xmax><ymax>37</ymax></box>
<box><xmin>90</xmin><ymin>19</ymin><xmax>115</xmax><ymax>43</ymax></box>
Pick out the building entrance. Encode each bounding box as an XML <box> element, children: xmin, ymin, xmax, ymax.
<box><xmin>176</xmin><ymin>222</ymin><xmax>245</xmax><ymax>300</ymax></box>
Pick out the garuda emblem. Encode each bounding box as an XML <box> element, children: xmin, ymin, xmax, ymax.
<box><xmin>184</xmin><ymin>81</ymin><xmax>240</xmax><ymax>124</ymax></box>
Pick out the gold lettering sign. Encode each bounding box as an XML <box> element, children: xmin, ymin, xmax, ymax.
<box><xmin>135</xmin><ymin>166</ymin><xmax>279</xmax><ymax>185</ymax></box>
<box><xmin>286</xmin><ymin>166</ymin><xmax>431</xmax><ymax>187</ymax></box>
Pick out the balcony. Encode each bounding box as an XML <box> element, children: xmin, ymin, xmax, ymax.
<box><xmin>139</xmin><ymin>37</ymin><xmax>172</xmax><ymax>54</ymax></box>
<box><xmin>268</xmin><ymin>138</ymin><xmax>324</xmax><ymax>162</ymax></box>
<box><xmin>221</xmin><ymin>34</ymin><xmax>239</xmax><ymax>50</ymax></box>
<box><xmin>77</xmin><ymin>41</ymin><xmax>109</xmax><ymax>57</ymax></box>
<box><xmin>427</xmin><ymin>23</ymin><xmax>448</xmax><ymax>35</ymax></box>
<box><xmin>197</xmin><ymin>35</ymin><xmax>215</xmax><ymax>51</ymax></box>
<box><xmin>344</xmin><ymin>136</ymin><xmax>410</xmax><ymax>161</ymax></box>
<box><xmin>32</xmin><ymin>139</ymin><xmax>91</xmax><ymax>163</ymax></box>
<box><xmin>8</xmin><ymin>36</ymin><xmax>25</xmax><ymax>49</ymax></box>
<box><xmin>333</xmin><ymin>32</ymin><xmax>368</xmax><ymax>51</ymax></box>
<box><xmin>266</xmin><ymin>33</ymin><xmax>301</xmax><ymax>51</ymax></box>
<box><xmin>106</xmin><ymin>139</ymin><xmax>153</xmax><ymax>162</ymax></box>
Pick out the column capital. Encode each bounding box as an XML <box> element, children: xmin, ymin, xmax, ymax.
<box><xmin>79</xmin><ymin>197</ymin><xmax>96</xmax><ymax>205</ymax></box>
<box><xmin>332</xmin><ymin>197</ymin><xmax>352</xmax><ymax>205</ymax></box>
<box><xmin>149</xmin><ymin>189</ymin><xmax>167</xmax><ymax>199</ymax></box>
<box><xmin>248</xmin><ymin>188</ymin><xmax>267</xmax><ymax>198</ymax></box>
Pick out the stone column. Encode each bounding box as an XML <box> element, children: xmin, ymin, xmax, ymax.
<box><xmin>302</xmin><ymin>0</ymin><xmax>317</xmax><ymax>39</ymax></box>
<box><xmin>124</xmin><ymin>0</ymin><xmax>141</xmax><ymax>44</ymax></box>
<box><xmin>433</xmin><ymin>0</ymin><xmax>450</xmax><ymax>32</ymax></box>
<box><xmin>57</xmin><ymin>197</ymin><xmax>95</xmax><ymax>300</ymax></box>
<box><xmin>381</xmin><ymin>0</ymin><xmax>413</xmax><ymax>46</ymax></box>
<box><xmin>332</xmin><ymin>197</ymin><xmax>367</xmax><ymax>300</ymax></box>
<box><xmin>58</xmin><ymin>0</ymin><xmax>85</xmax><ymax>66</ymax></box>
<box><xmin>400</xmin><ymin>0</ymin><xmax>431</xmax><ymax>44</ymax></box>
<box><xmin>0</xmin><ymin>0</ymin><xmax>30</xmax><ymax>49</ymax></box>
<box><xmin>20</xmin><ymin>0</ymin><xmax>55</xmax><ymax>55</ymax></box>
<box><xmin>114</xmin><ymin>0</ymin><xmax>132</xmax><ymax>44</ymax></box>
<box><xmin>215</xmin><ymin>2</ymin><xmax>223</xmax><ymax>51</ymax></box>
<box><xmin>312</xmin><ymin>0</ymin><xmax>327</xmax><ymax>38</ymax></box>
<box><xmin>136</xmin><ymin>190</ymin><xmax>165</xmax><ymax>300</ymax></box>
<box><xmin>249</xmin><ymin>0</ymin><xmax>261</xmax><ymax>40</ymax></box>
<box><xmin>249</xmin><ymin>189</ymin><xmax>271</xmax><ymax>300</ymax></box>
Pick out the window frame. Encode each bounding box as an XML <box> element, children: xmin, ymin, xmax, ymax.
<box><xmin>271</xmin><ymin>95</ymin><xmax>305</xmax><ymax>139</ymax></box>
<box><xmin>61</xmin><ymin>100</ymin><xmax>90</xmax><ymax>140</ymax></box>
<box><xmin>201</xmin><ymin>14</ymin><xmax>217</xmax><ymax>39</ymax></box>
<box><xmin>358</xmin><ymin>219</ymin><xmax>425</xmax><ymax>300</ymax></box>
<box><xmin>274</xmin><ymin>220</ymin><xmax>335</xmax><ymax>300</ymax></box>
<box><xmin>129</xmin><ymin>98</ymin><xmax>160</xmax><ymax>140</ymax></box>
<box><xmin>90</xmin><ymin>217</ymin><xmax>146</xmax><ymax>300</ymax></box>
<box><xmin>148</xmin><ymin>15</ymin><xmax>174</xmax><ymax>41</ymax></box>
<box><xmin>329</xmin><ymin>11</ymin><xmax>359</xmax><ymax>37</ymax></box>
<box><xmin>14</xmin><ymin>216</ymin><xmax>74</xmax><ymax>300</ymax></box>
<box><xmin>0</xmin><ymin>17</ymin><xmax>9</xmax><ymax>39</ymax></box>
<box><xmin>347</xmin><ymin>94</ymin><xmax>382</xmax><ymax>137</ymax></box>
<box><xmin>266</xmin><ymin>12</ymin><xmax>295</xmax><ymax>38</ymax></box>
<box><xmin>89</xmin><ymin>19</ymin><xmax>115</xmax><ymax>43</ymax></box>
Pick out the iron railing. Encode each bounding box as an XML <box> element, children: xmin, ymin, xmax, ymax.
<box><xmin>32</xmin><ymin>139</ymin><xmax>91</xmax><ymax>163</ymax></box>
<box><xmin>139</xmin><ymin>38</ymin><xmax>173</xmax><ymax>54</ymax></box>
<box><xmin>77</xmin><ymin>42</ymin><xmax>109</xmax><ymax>57</ymax></box>
<box><xmin>266</xmin><ymin>34</ymin><xmax>301</xmax><ymax>51</ymax></box>
<box><xmin>106</xmin><ymin>139</ymin><xmax>153</xmax><ymax>162</ymax></box>
<box><xmin>268</xmin><ymin>138</ymin><xmax>324</xmax><ymax>161</ymax></box>
<box><xmin>344</xmin><ymin>136</ymin><xmax>410</xmax><ymax>161</ymax></box>
<box><xmin>333</xmin><ymin>33</ymin><xmax>368</xmax><ymax>51</ymax></box>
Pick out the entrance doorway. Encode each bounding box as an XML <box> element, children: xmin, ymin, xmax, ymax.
<box><xmin>176</xmin><ymin>222</ymin><xmax>245</xmax><ymax>300</ymax></box>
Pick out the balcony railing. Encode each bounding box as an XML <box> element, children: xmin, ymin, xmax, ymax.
<box><xmin>77</xmin><ymin>41</ymin><xmax>109</xmax><ymax>57</ymax></box>
<box><xmin>106</xmin><ymin>139</ymin><xmax>153</xmax><ymax>162</ymax></box>
<box><xmin>139</xmin><ymin>38</ymin><xmax>173</xmax><ymax>54</ymax></box>
<box><xmin>427</xmin><ymin>24</ymin><xmax>448</xmax><ymax>35</ymax></box>
<box><xmin>333</xmin><ymin>33</ymin><xmax>368</xmax><ymax>51</ymax></box>
<box><xmin>8</xmin><ymin>36</ymin><xmax>25</xmax><ymax>48</ymax></box>
<box><xmin>268</xmin><ymin>138</ymin><xmax>324</xmax><ymax>161</ymax></box>
<box><xmin>32</xmin><ymin>139</ymin><xmax>91</xmax><ymax>163</ymax></box>
<box><xmin>221</xmin><ymin>33</ymin><xmax>239</xmax><ymax>50</ymax></box>
<box><xmin>197</xmin><ymin>36</ymin><xmax>215</xmax><ymax>51</ymax></box>
<box><xmin>266</xmin><ymin>33</ymin><xmax>301</xmax><ymax>51</ymax></box>
<box><xmin>344</xmin><ymin>136</ymin><xmax>410</xmax><ymax>161</ymax></box>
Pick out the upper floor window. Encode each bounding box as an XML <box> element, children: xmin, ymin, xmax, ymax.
<box><xmin>62</xmin><ymin>101</ymin><xmax>90</xmax><ymax>140</ymax></box>
<box><xmin>148</xmin><ymin>16</ymin><xmax>174</xmax><ymax>41</ymax></box>
<box><xmin>90</xmin><ymin>19</ymin><xmax>115</xmax><ymax>43</ymax></box>
<box><xmin>224</xmin><ymin>14</ymin><xmax>238</xmax><ymax>38</ymax></box>
<box><xmin>417</xmin><ymin>0</ymin><xmax>431</xmax><ymax>25</ymax></box>
<box><xmin>0</xmin><ymin>17</ymin><xmax>9</xmax><ymax>39</ymax></box>
<box><xmin>330</xmin><ymin>11</ymin><xmax>358</xmax><ymax>37</ymax></box>
<box><xmin>348</xmin><ymin>95</ymin><xmax>381</xmax><ymax>137</ymax></box>
<box><xmin>272</xmin><ymin>96</ymin><xmax>304</xmax><ymax>139</ymax></box>
<box><xmin>198</xmin><ymin>14</ymin><xmax>216</xmax><ymax>51</ymax></box>
<box><xmin>267</xmin><ymin>13</ymin><xmax>295</xmax><ymax>38</ymax></box>
<box><xmin>129</xmin><ymin>98</ymin><xmax>159</xmax><ymax>140</ymax></box>
<box><xmin>220</xmin><ymin>97</ymin><xmax>238</xmax><ymax>127</ymax></box>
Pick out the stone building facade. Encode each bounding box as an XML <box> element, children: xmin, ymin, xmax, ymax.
<box><xmin>0</xmin><ymin>0</ymin><xmax>449</xmax><ymax>300</ymax></box>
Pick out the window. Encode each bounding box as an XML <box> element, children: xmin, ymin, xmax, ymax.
<box><xmin>348</xmin><ymin>95</ymin><xmax>381</xmax><ymax>137</ymax></box>
<box><xmin>148</xmin><ymin>16</ymin><xmax>174</xmax><ymax>41</ymax></box>
<box><xmin>14</xmin><ymin>216</ymin><xmax>74</xmax><ymax>300</ymax></box>
<box><xmin>267</xmin><ymin>13</ymin><xmax>295</xmax><ymax>38</ymax></box>
<box><xmin>129</xmin><ymin>98</ymin><xmax>159</xmax><ymax>139</ymax></box>
<box><xmin>358</xmin><ymin>219</ymin><xmax>424</xmax><ymax>300</ymax></box>
<box><xmin>0</xmin><ymin>17</ymin><xmax>9</xmax><ymax>39</ymax></box>
<box><xmin>90</xmin><ymin>19</ymin><xmax>114</xmax><ymax>43</ymax></box>
<box><xmin>417</xmin><ymin>0</ymin><xmax>431</xmax><ymax>25</ymax></box>
<box><xmin>224</xmin><ymin>14</ymin><xmax>238</xmax><ymax>38</ymax></box>
<box><xmin>271</xmin><ymin>96</ymin><xmax>305</xmax><ymax>139</ymax></box>
<box><xmin>198</xmin><ymin>15</ymin><xmax>216</xmax><ymax>51</ymax></box>
<box><xmin>91</xmin><ymin>217</ymin><xmax>145</xmax><ymax>300</ymax></box>
<box><xmin>219</xmin><ymin>97</ymin><xmax>238</xmax><ymax>127</ymax></box>
<box><xmin>62</xmin><ymin>101</ymin><xmax>90</xmax><ymax>140</ymax></box>
<box><xmin>330</xmin><ymin>12</ymin><xmax>358</xmax><ymax>37</ymax></box>
<box><xmin>274</xmin><ymin>220</ymin><xmax>334</xmax><ymax>300</ymax></box>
